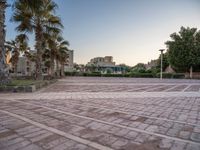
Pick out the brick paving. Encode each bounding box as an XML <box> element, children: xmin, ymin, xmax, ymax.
<box><xmin>0</xmin><ymin>77</ymin><xmax>200</xmax><ymax>150</ymax></box>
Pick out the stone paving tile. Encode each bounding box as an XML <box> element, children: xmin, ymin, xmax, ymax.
<box><xmin>0</xmin><ymin>77</ymin><xmax>200</xmax><ymax>150</ymax></box>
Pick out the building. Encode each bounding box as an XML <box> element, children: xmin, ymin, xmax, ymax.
<box><xmin>87</xmin><ymin>56</ymin><xmax>115</xmax><ymax>67</ymax></box>
<box><xmin>86</xmin><ymin>56</ymin><xmax>124</xmax><ymax>74</ymax></box>
<box><xmin>64</xmin><ymin>50</ymin><xmax>74</xmax><ymax>72</ymax></box>
<box><xmin>8</xmin><ymin>49</ymin><xmax>74</xmax><ymax>76</ymax></box>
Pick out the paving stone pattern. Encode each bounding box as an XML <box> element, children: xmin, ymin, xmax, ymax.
<box><xmin>0</xmin><ymin>77</ymin><xmax>200</xmax><ymax>150</ymax></box>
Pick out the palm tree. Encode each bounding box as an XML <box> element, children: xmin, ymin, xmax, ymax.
<box><xmin>5</xmin><ymin>34</ymin><xmax>28</xmax><ymax>76</ymax></box>
<box><xmin>12</xmin><ymin>0</ymin><xmax>63</xmax><ymax>80</ymax></box>
<box><xmin>56</xmin><ymin>37</ymin><xmax>69</xmax><ymax>77</ymax></box>
<box><xmin>45</xmin><ymin>34</ymin><xmax>69</xmax><ymax>77</ymax></box>
<box><xmin>0</xmin><ymin>0</ymin><xmax>9</xmax><ymax>85</ymax></box>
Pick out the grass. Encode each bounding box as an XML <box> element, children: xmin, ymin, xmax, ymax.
<box><xmin>5</xmin><ymin>80</ymin><xmax>43</xmax><ymax>86</ymax></box>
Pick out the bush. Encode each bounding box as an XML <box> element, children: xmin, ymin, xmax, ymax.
<box><xmin>156</xmin><ymin>73</ymin><xmax>185</xmax><ymax>78</ymax></box>
<box><xmin>65</xmin><ymin>71</ymin><xmax>86</xmax><ymax>76</ymax></box>
<box><xmin>101</xmin><ymin>74</ymin><xmax>124</xmax><ymax>77</ymax></box>
<box><xmin>129</xmin><ymin>73</ymin><xmax>154</xmax><ymax>78</ymax></box>
<box><xmin>156</xmin><ymin>73</ymin><xmax>173</xmax><ymax>78</ymax></box>
<box><xmin>83</xmin><ymin>72</ymin><xmax>101</xmax><ymax>77</ymax></box>
<box><xmin>172</xmin><ymin>73</ymin><xmax>185</xmax><ymax>79</ymax></box>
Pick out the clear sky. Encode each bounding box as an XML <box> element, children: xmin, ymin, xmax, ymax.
<box><xmin>5</xmin><ymin>0</ymin><xmax>200</xmax><ymax>66</ymax></box>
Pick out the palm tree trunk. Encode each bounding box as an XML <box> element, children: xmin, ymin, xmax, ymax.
<box><xmin>0</xmin><ymin>1</ymin><xmax>9</xmax><ymax>85</ymax></box>
<box><xmin>61</xmin><ymin>62</ymin><xmax>64</xmax><ymax>77</ymax></box>
<box><xmin>56</xmin><ymin>59</ymin><xmax>59</xmax><ymax>77</ymax></box>
<box><xmin>189</xmin><ymin>66</ymin><xmax>193</xmax><ymax>79</ymax></box>
<box><xmin>50</xmin><ymin>55</ymin><xmax>54</xmax><ymax>76</ymax></box>
<box><xmin>35</xmin><ymin>23</ymin><xmax>43</xmax><ymax>80</ymax></box>
<box><xmin>14</xmin><ymin>64</ymin><xmax>17</xmax><ymax>76</ymax></box>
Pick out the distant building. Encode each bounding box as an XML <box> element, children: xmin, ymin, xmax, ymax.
<box><xmin>9</xmin><ymin>49</ymin><xmax>74</xmax><ymax>76</ymax></box>
<box><xmin>87</xmin><ymin>56</ymin><xmax>115</xmax><ymax>67</ymax></box>
<box><xmin>64</xmin><ymin>50</ymin><xmax>74</xmax><ymax>72</ymax></box>
<box><xmin>16</xmin><ymin>56</ymin><xmax>36</xmax><ymax>76</ymax></box>
<box><xmin>87</xmin><ymin>56</ymin><xmax>124</xmax><ymax>74</ymax></box>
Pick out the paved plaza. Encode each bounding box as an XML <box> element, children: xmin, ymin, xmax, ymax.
<box><xmin>0</xmin><ymin>77</ymin><xmax>200</xmax><ymax>150</ymax></box>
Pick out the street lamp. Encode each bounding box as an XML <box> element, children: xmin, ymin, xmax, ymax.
<box><xmin>159</xmin><ymin>49</ymin><xmax>165</xmax><ymax>79</ymax></box>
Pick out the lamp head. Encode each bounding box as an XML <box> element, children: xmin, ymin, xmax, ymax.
<box><xmin>159</xmin><ymin>49</ymin><xmax>165</xmax><ymax>52</ymax></box>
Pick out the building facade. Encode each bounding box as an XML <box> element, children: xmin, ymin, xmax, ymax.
<box><xmin>87</xmin><ymin>56</ymin><xmax>123</xmax><ymax>74</ymax></box>
<box><xmin>64</xmin><ymin>50</ymin><xmax>74</xmax><ymax>72</ymax></box>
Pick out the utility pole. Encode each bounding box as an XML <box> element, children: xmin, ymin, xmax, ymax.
<box><xmin>159</xmin><ymin>49</ymin><xmax>165</xmax><ymax>79</ymax></box>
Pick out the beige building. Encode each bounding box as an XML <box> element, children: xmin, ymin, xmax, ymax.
<box><xmin>87</xmin><ymin>56</ymin><xmax>115</xmax><ymax>67</ymax></box>
<box><xmin>11</xmin><ymin>49</ymin><xmax>74</xmax><ymax>75</ymax></box>
<box><xmin>87</xmin><ymin>56</ymin><xmax>124</xmax><ymax>74</ymax></box>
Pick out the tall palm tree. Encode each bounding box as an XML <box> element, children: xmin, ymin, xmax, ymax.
<box><xmin>12</xmin><ymin>0</ymin><xmax>63</xmax><ymax>80</ymax></box>
<box><xmin>0</xmin><ymin>0</ymin><xmax>9</xmax><ymax>85</ymax></box>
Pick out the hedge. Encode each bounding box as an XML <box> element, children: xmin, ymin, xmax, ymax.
<box><xmin>64</xmin><ymin>71</ymin><xmax>185</xmax><ymax>79</ymax></box>
<box><xmin>156</xmin><ymin>73</ymin><xmax>185</xmax><ymax>79</ymax></box>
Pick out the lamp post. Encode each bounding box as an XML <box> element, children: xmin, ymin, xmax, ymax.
<box><xmin>159</xmin><ymin>49</ymin><xmax>165</xmax><ymax>79</ymax></box>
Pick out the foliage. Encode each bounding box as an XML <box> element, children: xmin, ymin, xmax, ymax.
<box><xmin>129</xmin><ymin>72</ymin><xmax>154</xmax><ymax>78</ymax></box>
<box><xmin>12</xmin><ymin>0</ymin><xmax>63</xmax><ymax>80</ymax></box>
<box><xmin>5</xmin><ymin>34</ymin><xmax>28</xmax><ymax>74</ymax></box>
<box><xmin>131</xmin><ymin>63</ymin><xmax>146</xmax><ymax>72</ymax></box>
<box><xmin>156</xmin><ymin>52</ymin><xmax>169</xmax><ymax>71</ymax></box>
<box><xmin>155</xmin><ymin>73</ymin><xmax>185</xmax><ymax>79</ymax></box>
<box><xmin>166</xmin><ymin>26</ymin><xmax>200</xmax><ymax>72</ymax></box>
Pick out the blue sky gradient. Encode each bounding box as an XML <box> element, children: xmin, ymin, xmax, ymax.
<box><xmin>5</xmin><ymin>0</ymin><xmax>200</xmax><ymax>66</ymax></box>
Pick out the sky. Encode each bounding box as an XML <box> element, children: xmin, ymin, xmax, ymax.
<box><xmin>5</xmin><ymin>0</ymin><xmax>200</xmax><ymax>66</ymax></box>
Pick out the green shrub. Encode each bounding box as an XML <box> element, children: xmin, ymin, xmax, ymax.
<box><xmin>172</xmin><ymin>73</ymin><xmax>185</xmax><ymax>79</ymax></box>
<box><xmin>83</xmin><ymin>72</ymin><xmax>101</xmax><ymax>77</ymax></box>
<box><xmin>156</xmin><ymin>73</ymin><xmax>185</xmax><ymax>78</ymax></box>
<box><xmin>101</xmin><ymin>74</ymin><xmax>124</xmax><ymax>77</ymax></box>
<box><xmin>156</xmin><ymin>73</ymin><xmax>173</xmax><ymax>78</ymax></box>
<box><xmin>129</xmin><ymin>73</ymin><xmax>154</xmax><ymax>78</ymax></box>
<box><xmin>64</xmin><ymin>71</ymin><xmax>77</xmax><ymax>76</ymax></box>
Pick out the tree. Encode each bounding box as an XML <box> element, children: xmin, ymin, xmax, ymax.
<box><xmin>56</xmin><ymin>37</ymin><xmax>69</xmax><ymax>77</ymax></box>
<box><xmin>12</xmin><ymin>0</ymin><xmax>63</xmax><ymax>80</ymax></box>
<box><xmin>0</xmin><ymin>0</ymin><xmax>9</xmax><ymax>85</ymax></box>
<box><xmin>131</xmin><ymin>63</ymin><xmax>146</xmax><ymax>73</ymax></box>
<box><xmin>166</xmin><ymin>27</ymin><xmax>200</xmax><ymax>78</ymax></box>
<box><xmin>5</xmin><ymin>34</ymin><xmax>28</xmax><ymax>75</ymax></box>
<box><xmin>156</xmin><ymin>52</ymin><xmax>169</xmax><ymax>71</ymax></box>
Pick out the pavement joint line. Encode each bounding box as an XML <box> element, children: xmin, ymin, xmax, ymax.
<box><xmin>163</xmin><ymin>85</ymin><xmax>182</xmax><ymax>92</ymax></box>
<box><xmin>18</xmin><ymin>97</ymin><xmax>200</xmax><ymax>128</ymax></box>
<box><xmin>2</xmin><ymin>99</ymin><xmax>200</xmax><ymax>127</ymax></box>
<box><xmin>4</xmin><ymin>99</ymin><xmax>200</xmax><ymax>146</ymax></box>
<box><xmin>181</xmin><ymin>85</ymin><xmax>191</xmax><ymax>92</ymax></box>
<box><xmin>0</xmin><ymin>110</ymin><xmax>113</xmax><ymax>150</ymax></box>
<box><xmin>36</xmin><ymin>99</ymin><xmax>200</xmax><ymax>128</ymax></box>
<box><xmin>143</xmin><ymin>85</ymin><xmax>169</xmax><ymax>92</ymax></box>
<box><xmin>1</xmin><ymin>91</ymin><xmax>200</xmax><ymax>99</ymax></box>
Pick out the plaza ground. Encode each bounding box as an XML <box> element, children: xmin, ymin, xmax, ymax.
<box><xmin>0</xmin><ymin>77</ymin><xmax>200</xmax><ymax>150</ymax></box>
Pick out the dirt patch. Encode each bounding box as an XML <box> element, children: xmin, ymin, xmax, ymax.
<box><xmin>121</xmin><ymin>140</ymin><xmax>168</xmax><ymax>150</ymax></box>
<box><xmin>134</xmin><ymin>117</ymin><xmax>148</xmax><ymax>123</ymax></box>
<box><xmin>182</xmin><ymin>126</ymin><xmax>193</xmax><ymax>132</ymax></box>
<box><xmin>0</xmin><ymin>130</ymin><xmax>15</xmax><ymax>139</ymax></box>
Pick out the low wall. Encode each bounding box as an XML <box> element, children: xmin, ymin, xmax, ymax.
<box><xmin>185</xmin><ymin>72</ymin><xmax>200</xmax><ymax>79</ymax></box>
<box><xmin>0</xmin><ymin>80</ymin><xmax>56</xmax><ymax>93</ymax></box>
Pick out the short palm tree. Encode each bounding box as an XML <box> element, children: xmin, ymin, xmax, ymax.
<box><xmin>5</xmin><ymin>34</ymin><xmax>28</xmax><ymax>75</ymax></box>
<box><xmin>45</xmin><ymin>34</ymin><xmax>69</xmax><ymax>77</ymax></box>
<box><xmin>56</xmin><ymin>37</ymin><xmax>69</xmax><ymax>76</ymax></box>
<box><xmin>12</xmin><ymin>0</ymin><xmax>63</xmax><ymax>80</ymax></box>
